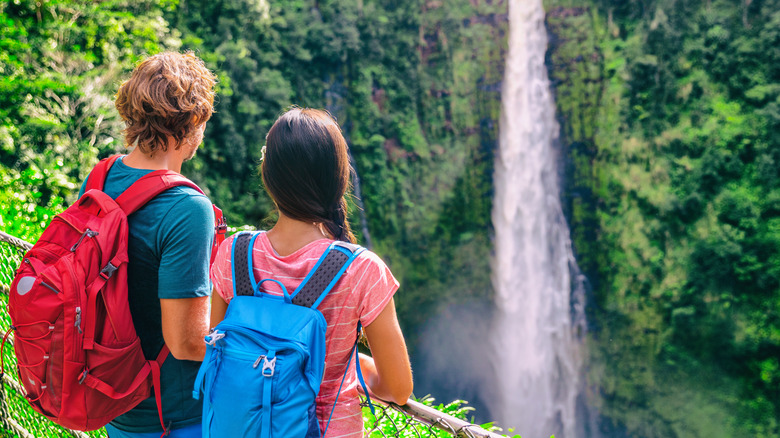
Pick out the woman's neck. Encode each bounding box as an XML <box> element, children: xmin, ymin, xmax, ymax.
<box><xmin>266</xmin><ymin>213</ymin><xmax>330</xmax><ymax>257</ymax></box>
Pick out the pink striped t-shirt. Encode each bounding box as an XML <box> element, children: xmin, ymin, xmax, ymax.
<box><xmin>209</xmin><ymin>232</ymin><xmax>399</xmax><ymax>438</ymax></box>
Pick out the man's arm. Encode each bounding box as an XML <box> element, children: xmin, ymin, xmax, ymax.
<box><xmin>160</xmin><ymin>296</ymin><xmax>210</xmax><ymax>361</ymax></box>
<box><xmin>156</xmin><ymin>192</ymin><xmax>215</xmax><ymax>361</ymax></box>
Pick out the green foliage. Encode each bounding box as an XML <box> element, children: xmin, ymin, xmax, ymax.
<box><xmin>547</xmin><ymin>0</ymin><xmax>780</xmax><ymax>435</ymax></box>
<box><xmin>0</xmin><ymin>0</ymin><xmax>507</xmax><ymax>435</ymax></box>
<box><xmin>168</xmin><ymin>0</ymin><xmax>505</xmax><ymax>342</ymax></box>
<box><xmin>0</xmin><ymin>165</ymin><xmax>65</xmax><ymax>242</ymax></box>
<box><xmin>0</xmin><ymin>0</ymin><xmax>180</xmax><ymax>220</ymax></box>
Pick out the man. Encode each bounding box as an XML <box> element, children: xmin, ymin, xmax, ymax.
<box><xmin>80</xmin><ymin>51</ymin><xmax>216</xmax><ymax>438</ymax></box>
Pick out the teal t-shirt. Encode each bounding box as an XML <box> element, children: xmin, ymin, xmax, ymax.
<box><xmin>80</xmin><ymin>156</ymin><xmax>213</xmax><ymax>432</ymax></box>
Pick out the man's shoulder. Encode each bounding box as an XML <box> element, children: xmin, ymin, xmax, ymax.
<box><xmin>134</xmin><ymin>185</ymin><xmax>214</xmax><ymax>239</ymax></box>
<box><xmin>164</xmin><ymin>184</ymin><xmax>210</xmax><ymax>201</ymax></box>
<box><xmin>152</xmin><ymin>185</ymin><xmax>212</xmax><ymax>213</ymax></box>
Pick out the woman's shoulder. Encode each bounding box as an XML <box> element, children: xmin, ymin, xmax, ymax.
<box><xmin>346</xmin><ymin>247</ymin><xmax>397</xmax><ymax>286</ymax></box>
<box><xmin>220</xmin><ymin>230</ymin><xmax>265</xmax><ymax>249</ymax></box>
<box><xmin>353</xmin><ymin>247</ymin><xmax>388</xmax><ymax>267</ymax></box>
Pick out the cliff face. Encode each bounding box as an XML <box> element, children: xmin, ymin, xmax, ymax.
<box><xmin>546</xmin><ymin>6</ymin><xmax>603</xmax><ymax>285</ymax></box>
<box><xmin>545</xmin><ymin>1</ymin><xmax>780</xmax><ymax>436</ymax></box>
<box><xmin>171</xmin><ymin>1</ymin><xmax>509</xmax><ymax>351</ymax></box>
<box><xmin>348</xmin><ymin>1</ymin><xmax>509</xmax><ymax>417</ymax></box>
<box><xmin>348</xmin><ymin>0</ymin><xmax>508</xmax><ymax>334</ymax></box>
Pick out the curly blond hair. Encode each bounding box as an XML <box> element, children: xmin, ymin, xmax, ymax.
<box><xmin>115</xmin><ymin>51</ymin><xmax>216</xmax><ymax>155</ymax></box>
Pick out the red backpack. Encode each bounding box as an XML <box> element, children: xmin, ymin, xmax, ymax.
<box><xmin>1</xmin><ymin>155</ymin><xmax>226</xmax><ymax>432</ymax></box>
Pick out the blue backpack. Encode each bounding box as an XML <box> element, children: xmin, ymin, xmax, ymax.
<box><xmin>193</xmin><ymin>232</ymin><xmax>375</xmax><ymax>438</ymax></box>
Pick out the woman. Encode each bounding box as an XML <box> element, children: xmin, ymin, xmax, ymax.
<box><xmin>209</xmin><ymin>107</ymin><xmax>413</xmax><ymax>437</ymax></box>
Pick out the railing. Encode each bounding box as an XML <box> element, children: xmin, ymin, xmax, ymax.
<box><xmin>0</xmin><ymin>231</ymin><xmax>504</xmax><ymax>438</ymax></box>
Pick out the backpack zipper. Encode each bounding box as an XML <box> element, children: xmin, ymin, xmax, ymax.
<box><xmin>74</xmin><ymin>307</ymin><xmax>82</xmax><ymax>334</ymax></box>
<box><xmin>27</xmin><ymin>247</ymin><xmax>58</xmax><ymax>267</ymax></box>
<box><xmin>70</xmin><ymin>229</ymin><xmax>99</xmax><ymax>252</ymax></box>
<box><xmin>219</xmin><ymin>348</ymin><xmax>280</xmax><ymax>369</ymax></box>
<box><xmin>215</xmin><ymin>323</ymin><xmax>307</xmax><ymax>357</ymax></box>
<box><xmin>25</xmin><ymin>259</ymin><xmax>62</xmax><ymax>294</ymax></box>
<box><xmin>39</xmin><ymin>280</ymin><xmax>60</xmax><ymax>294</ymax></box>
<box><xmin>22</xmin><ymin>249</ymin><xmax>56</xmax><ymax>274</ymax></box>
<box><xmin>63</xmin><ymin>257</ymin><xmax>84</xmax><ymax>363</ymax></box>
<box><xmin>51</xmin><ymin>215</ymin><xmax>84</xmax><ymax>235</ymax></box>
<box><xmin>214</xmin><ymin>325</ymin><xmax>308</xmax><ymax>392</ymax></box>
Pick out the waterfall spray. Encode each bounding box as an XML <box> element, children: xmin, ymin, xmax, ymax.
<box><xmin>490</xmin><ymin>0</ymin><xmax>584</xmax><ymax>436</ymax></box>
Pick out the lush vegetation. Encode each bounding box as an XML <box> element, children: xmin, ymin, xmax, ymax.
<box><xmin>546</xmin><ymin>0</ymin><xmax>779</xmax><ymax>436</ymax></box>
<box><xmin>0</xmin><ymin>0</ymin><xmax>505</xmax><ymax>331</ymax></box>
<box><xmin>0</xmin><ymin>0</ymin><xmax>505</xmax><ymax>435</ymax></box>
<box><xmin>2</xmin><ymin>0</ymin><xmax>779</xmax><ymax>437</ymax></box>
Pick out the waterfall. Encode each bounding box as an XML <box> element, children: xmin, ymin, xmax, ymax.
<box><xmin>490</xmin><ymin>0</ymin><xmax>585</xmax><ymax>436</ymax></box>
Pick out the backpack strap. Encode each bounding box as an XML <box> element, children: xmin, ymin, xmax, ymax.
<box><xmin>150</xmin><ymin>345</ymin><xmax>170</xmax><ymax>436</ymax></box>
<box><xmin>231</xmin><ymin>234</ymin><xmax>365</xmax><ymax>304</ymax></box>
<box><xmin>86</xmin><ymin>155</ymin><xmax>228</xmax><ymax>264</ymax></box>
<box><xmin>84</xmin><ymin>155</ymin><xmax>121</xmax><ymax>191</ymax></box>
<box><xmin>231</xmin><ymin>232</ymin><xmax>256</xmax><ymax>297</ymax></box>
<box><xmin>323</xmin><ymin>321</ymin><xmax>375</xmax><ymax>437</ymax></box>
<box><xmin>114</xmin><ymin>170</ymin><xmax>204</xmax><ymax>216</ymax></box>
<box><xmin>290</xmin><ymin>241</ymin><xmax>364</xmax><ymax>309</ymax></box>
<box><xmin>85</xmin><ymin>154</ymin><xmax>205</xmax><ymax>216</ymax></box>
<box><xmin>212</xmin><ymin>205</ymin><xmax>228</xmax><ymax>264</ymax></box>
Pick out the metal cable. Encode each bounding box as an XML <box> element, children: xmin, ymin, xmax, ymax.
<box><xmin>0</xmin><ymin>231</ymin><xmax>32</xmax><ymax>252</ymax></box>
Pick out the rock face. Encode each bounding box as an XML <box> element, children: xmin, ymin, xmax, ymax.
<box><xmin>544</xmin><ymin>1</ymin><xmax>780</xmax><ymax>436</ymax></box>
<box><xmin>545</xmin><ymin>5</ymin><xmax>604</xmax><ymax>284</ymax></box>
<box><xmin>376</xmin><ymin>0</ymin><xmax>510</xmax><ymax>423</ymax></box>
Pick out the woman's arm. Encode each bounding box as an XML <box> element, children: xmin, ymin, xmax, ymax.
<box><xmin>360</xmin><ymin>297</ymin><xmax>413</xmax><ymax>404</ymax></box>
<box><xmin>210</xmin><ymin>287</ymin><xmax>229</xmax><ymax>328</ymax></box>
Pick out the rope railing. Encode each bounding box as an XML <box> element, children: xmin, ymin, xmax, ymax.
<box><xmin>0</xmin><ymin>230</ymin><xmax>504</xmax><ymax>438</ymax></box>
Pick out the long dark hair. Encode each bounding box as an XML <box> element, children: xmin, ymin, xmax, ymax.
<box><xmin>262</xmin><ymin>107</ymin><xmax>356</xmax><ymax>243</ymax></box>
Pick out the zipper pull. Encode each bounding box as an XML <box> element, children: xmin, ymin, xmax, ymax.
<box><xmin>40</xmin><ymin>280</ymin><xmax>60</xmax><ymax>294</ymax></box>
<box><xmin>71</xmin><ymin>229</ymin><xmax>99</xmax><ymax>252</ymax></box>
<box><xmin>75</xmin><ymin>307</ymin><xmax>82</xmax><ymax>334</ymax></box>
<box><xmin>253</xmin><ymin>355</ymin><xmax>266</xmax><ymax>369</ymax></box>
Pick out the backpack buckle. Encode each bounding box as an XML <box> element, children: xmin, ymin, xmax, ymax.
<box><xmin>215</xmin><ymin>216</ymin><xmax>227</xmax><ymax>235</ymax></box>
<box><xmin>205</xmin><ymin>330</ymin><xmax>225</xmax><ymax>346</ymax></box>
<box><xmin>261</xmin><ymin>356</ymin><xmax>276</xmax><ymax>377</ymax></box>
<box><xmin>213</xmin><ymin>205</ymin><xmax>227</xmax><ymax>241</ymax></box>
<box><xmin>100</xmin><ymin>262</ymin><xmax>117</xmax><ymax>279</ymax></box>
<box><xmin>78</xmin><ymin>368</ymin><xmax>89</xmax><ymax>384</ymax></box>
